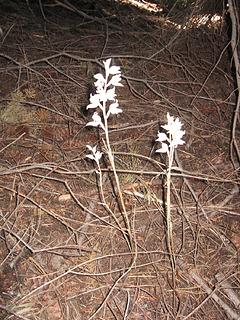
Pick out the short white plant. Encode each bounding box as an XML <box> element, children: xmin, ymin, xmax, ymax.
<box><xmin>156</xmin><ymin>112</ymin><xmax>185</xmax><ymax>269</ymax></box>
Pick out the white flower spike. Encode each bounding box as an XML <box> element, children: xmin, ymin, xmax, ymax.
<box><xmin>85</xmin><ymin>58</ymin><xmax>123</xmax><ymax>121</ymax></box>
<box><xmin>156</xmin><ymin>113</ymin><xmax>185</xmax><ymax>154</ymax></box>
<box><xmin>85</xmin><ymin>59</ymin><xmax>123</xmax><ymax>165</ymax></box>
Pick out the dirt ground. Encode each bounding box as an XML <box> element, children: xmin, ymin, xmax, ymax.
<box><xmin>0</xmin><ymin>1</ymin><xmax>239</xmax><ymax>319</ymax></box>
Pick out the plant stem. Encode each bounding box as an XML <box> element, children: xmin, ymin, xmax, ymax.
<box><xmin>101</xmin><ymin>82</ymin><xmax>132</xmax><ymax>249</ymax></box>
<box><xmin>166</xmin><ymin>147</ymin><xmax>176</xmax><ymax>304</ymax></box>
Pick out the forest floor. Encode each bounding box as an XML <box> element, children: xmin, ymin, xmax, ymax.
<box><xmin>0</xmin><ymin>1</ymin><xmax>239</xmax><ymax>319</ymax></box>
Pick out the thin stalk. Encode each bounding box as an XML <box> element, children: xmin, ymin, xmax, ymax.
<box><xmin>97</xmin><ymin>162</ymin><xmax>124</xmax><ymax>232</ymax></box>
<box><xmin>102</xmin><ymin>103</ymin><xmax>132</xmax><ymax>249</ymax></box>
<box><xmin>166</xmin><ymin>146</ymin><xmax>176</xmax><ymax>306</ymax></box>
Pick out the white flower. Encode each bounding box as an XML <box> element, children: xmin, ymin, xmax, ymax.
<box><xmin>108</xmin><ymin>74</ymin><xmax>123</xmax><ymax>87</ymax></box>
<box><xmin>96</xmin><ymin>88</ymin><xmax>108</xmax><ymax>105</ymax></box>
<box><xmin>94</xmin><ymin>73</ymin><xmax>105</xmax><ymax>90</ymax></box>
<box><xmin>86</xmin><ymin>112</ymin><xmax>105</xmax><ymax>130</ymax></box>
<box><xmin>103</xmin><ymin>58</ymin><xmax>112</xmax><ymax>74</ymax></box>
<box><xmin>156</xmin><ymin>142</ymin><xmax>169</xmax><ymax>154</ymax></box>
<box><xmin>156</xmin><ymin>132</ymin><xmax>168</xmax><ymax>143</ymax></box>
<box><xmin>109</xmin><ymin>65</ymin><xmax>121</xmax><ymax>75</ymax></box>
<box><xmin>105</xmin><ymin>87</ymin><xmax>116</xmax><ymax>101</ymax></box>
<box><xmin>107</xmin><ymin>101</ymin><xmax>122</xmax><ymax>117</ymax></box>
<box><xmin>86</xmin><ymin>93</ymin><xmax>101</xmax><ymax>109</ymax></box>
<box><xmin>86</xmin><ymin>145</ymin><xmax>102</xmax><ymax>164</ymax></box>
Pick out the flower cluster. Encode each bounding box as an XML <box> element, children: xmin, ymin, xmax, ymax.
<box><xmin>86</xmin><ymin>58</ymin><xmax>123</xmax><ymax>131</ymax></box>
<box><xmin>156</xmin><ymin>113</ymin><xmax>185</xmax><ymax>155</ymax></box>
<box><xmin>86</xmin><ymin>58</ymin><xmax>123</xmax><ymax>164</ymax></box>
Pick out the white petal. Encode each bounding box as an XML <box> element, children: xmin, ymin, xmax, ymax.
<box><xmin>92</xmin><ymin>112</ymin><xmax>102</xmax><ymax>122</ymax></box>
<box><xmin>86</xmin><ymin>154</ymin><xmax>95</xmax><ymax>160</ymax></box>
<box><xmin>94</xmin><ymin>73</ymin><xmax>105</xmax><ymax>81</ymax></box>
<box><xmin>94</xmin><ymin>74</ymin><xmax>105</xmax><ymax>91</ymax></box>
<box><xmin>170</xmin><ymin>138</ymin><xmax>185</xmax><ymax>148</ymax></box>
<box><xmin>86</xmin><ymin>145</ymin><xmax>93</xmax><ymax>151</ymax></box>
<box><xmin>109</xmin><ymin>101</ymin><xmax>122</xmax><ymax>115</ymax></box>
<box><xmin>167</xmin><ymin>112</ymin><xmax>174</xmax><ymax>124</ymax></box>
<box><xmin>86</xmin><ymin>112</ymin><xmax>103</xmax><ymax>127</ymax></box>
<box><xmin>86</xmin><ymin>103</ymin><xmax>95</xmax><ymax>109</ymax></box>
<box><xmin>106</xmin><ymin>87</ymin><xmax>116</xmax><ymax>101</ymax></box>
<box><xmin>156</xmin><ymin>143</ymin><xmax>169</xmax><ymax>153</ymax></box>
<box><xmin>156</xmin><ymin>132</ymin><xmax>167</xmax><ymax>142</ymax></box>
<box><xmin>95</xmin><ymin>151</ymin><xmax>102</xmax><ymax>161</ymax></box>
<box><xmin>87</xmin><ymin>94</ymin><xmax>100</xmax><ymax>109</ymax></box>
<box><xmin>109</xmin><ymin>65</ymin><xmax>121</xmax><ymax>75</ymax></box>
<box><xmin>96</xmin><ymin>89</ymin><xmax>107</xmax><ymax>103</ymax></box>
<box><xmin>109</xmin><ymin>74</ymin><xmax>123</xmax><ymax>87</ymax></box>
<box><xmin>86</xmin><ymin>145</ymin><xmax>91</xmax><ymax>149</ymax></box>
<box><xmin>86</xmin><ymin>121</ymin><xmax>97</xmax><ymax>127</ymax></box>
<box><xmin>103</xmin><ymin>59</ymin><xmax>111</xmax><ymax>73</ymax></box>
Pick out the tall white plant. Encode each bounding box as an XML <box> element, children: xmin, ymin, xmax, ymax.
<box><xmin>86</xmin><ymin>59</ymin><xmax>132</xmax><ymax>248</ymax></box>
